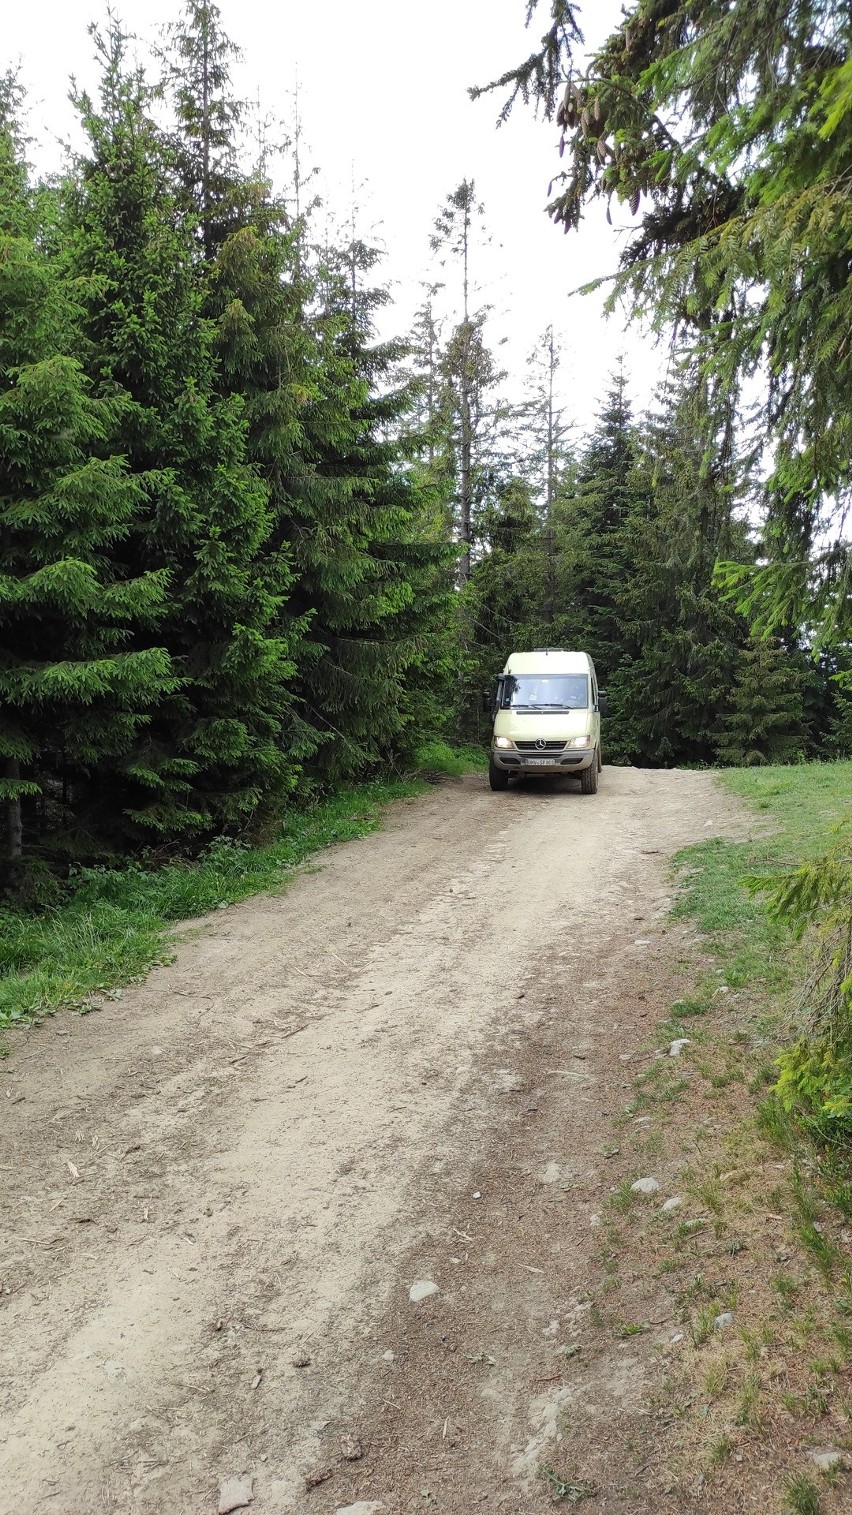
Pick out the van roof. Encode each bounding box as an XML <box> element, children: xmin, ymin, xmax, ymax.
<box><xmin>502</xmin><ymin>649</ymin><xmax>594</xmax><ymax>676</ymax></box>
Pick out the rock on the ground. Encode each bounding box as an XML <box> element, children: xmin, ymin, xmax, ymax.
<box><xmin>381</xmin><ymin>1349</ymin><xmax>395</xmax><ymax>1361</ymax></box>
<box><xmin>714</xmin><ymin>1312</ymin><xmax>734</xmax><ymax>1330</ymax></box>
<box><xmin>336</xmin><ymin>1504</ymin><xmax>385</xmax><ymax>1515</ymax></box>
<box><xmin>218</xmin><ymin>1475</ymin><xmax>254</xmax><ymax>1514</ymax></box>
<box><xmin>409</xmin><ymin>1280</ymin><xmax>439</xmax><ymax>1303</ymax></box>
<box><xmin>809</xmin><ymin>1449</ymin><xmax>847</xmax><ymax>1472</ymax></box>
<box><xmin>669</xmin><ymin>1039</ymin><xmax>690</xmax><ymax>1057</ymax></box>
<box><xmin>631</xmin><ymin>1177</ymin><xmax>660</xmax><ymax>1197</ymax></box>
<box><xmin>661</xmin><ymin>1196</ymin><xmax>683</xmax><ymax>1213</ymax></box>
<box><xmin>539</xmin><ymin>1161</ymin><xmax>563</xmax><ymax>1185</ymax></box>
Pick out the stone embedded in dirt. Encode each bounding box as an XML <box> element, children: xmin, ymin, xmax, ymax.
<box><xmin>539</xmin><ymin>1161</ymin><xmax>563</xmax><ymax>1186</ymax></box>
<box><xmin>809</xmin><ymin>1449</ymin><xmax>847</xmax><ymax>1472</ymax></box>
<box><xmin>661</xmin><ymin>1197</ymin><xmax>683</xmax><ymax>1213</ymax></box>
<box><xmin>340</xmin><ymin>1433</ymin><xmax>363</xmax><ymax>1461</ymax></box>
<box><xmin>336</xmin><ymin>1504</ymin><xmax>385</xmax><ymax>1515</ymax></box>
<box><xmin>382</xmin><ymin>1349</ymin><xmax>395</xmax><ymax>1361</ymax></box>
<box><xmin>714</xmin><ymin>1312</ymin><xmax>734</xmax><ymax>1330</ymax></box>
<box><xmin>305</xmin><ymin>1467</ymin><xmax>333</xmax><ymax>1490</ymax></box>
<box><xmin>218</xmin><ymin>1475</ymin><xmax>254</xmax><ymax>1514</ymax></box>
<box><xmin>291</xmin><ymin>1353</ymin><xmax>311</xmax><ymax>1368</ymax></box>
<box><xmin>634</xmin><ymin>938</ymin><xmax>651</xmax><ymax>947</ymax></box>
<box><xmin>669</xmin><ymin>1039</ymin><xmax>690</xmax><ymax>1057</ymax></box>
<box><xmin>409</xmin><ymin>1280</ymin><xmax>439</xmax><ymax>1303</ymax></box>
<box><xmin>630</xmin><ymin>1177</ymin><xmax>660</xmax><ymax>1197</ymax></box>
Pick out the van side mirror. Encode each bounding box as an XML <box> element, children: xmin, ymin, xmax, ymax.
<box><xmin>598</xmin><ymin>690</ymin><xmax>609</xmax><ymax>716</ymax></box>
<box><xmin>481</xmin><ymin>689</ymin><xmax>492</xmax><ymax>714</ymax></box>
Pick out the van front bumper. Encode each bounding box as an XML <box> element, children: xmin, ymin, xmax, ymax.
<box><xmin>491</xmin><ymin>747</ymin><xmax>595</xmax><ymax>774</ymax></box>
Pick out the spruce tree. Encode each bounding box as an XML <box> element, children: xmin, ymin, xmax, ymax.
<box><xmin>826</xmin><ymin>680</ymin><xmax>852</xmax><ymax>760</ymax></box>
<box><xmin>466</xmin><ymin>475</ymin><xmax>549</xmax><ymax>684</ymax></box>
<box><xmin>166</xmin><ymin>2</ymin><xmax>454</xmax><ymax>783</ymax></box>
<box><xmin>163</xmin><ymin>0</ymin><xmax>245</xmax><ymax>260</ymax></box>
<box><xmin>409</xmin><ymin>284</ymin><xmax>444</xmax><ymax>469</ymax></box>
<box><xmin>521</xmin><ymin>326</ymin><xmax>571</xmax><ymax>627</ymax></box>
<box><xmin>563</xmin><ymin>363</ymin><xmax>647</xmax><ymax>680</ymax></box>
<box><xmin>0</xmin><ymin>76</ymin><xmax>175</xmax><ymax>873</ymax></box>
<box><xmin>65</xmin><ymin>21</ymin><xmax>298</xmax><ymax>840</ymax></box>
<box><xmin>430</xmin><ymin>181</ymin><xmax>504</xmax><ymax>583</ymax></box>
<box><xmin>611</xmin><ymin>369</ymin><xmax>752</xmax><ymax>766</ymax></box>
<box><xmin>288</xmin><ymin>232</ymin><xmax>454</xmax><ymax>781</ymax></box>
<box><xmin>716</xmin><ymin>637</ymin><xmax>809</xmax><ymax>766</ymax></box>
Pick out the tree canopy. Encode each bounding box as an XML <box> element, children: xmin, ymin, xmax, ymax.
<box><xmin>476</xmin><ymin>0</ymin><xmax>852</xmax><ymax>649</ymax></box>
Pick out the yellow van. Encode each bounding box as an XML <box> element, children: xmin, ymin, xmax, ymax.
<box><xmin>487</xmin><ymin>649</ymin><xmax>607</xmax><ymax>793</ymax></box>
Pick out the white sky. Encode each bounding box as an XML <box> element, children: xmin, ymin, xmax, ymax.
<box><xmin>6</xmin><ymin>0</ymin><xmax>668</xmax><ymax>437</ymax></box>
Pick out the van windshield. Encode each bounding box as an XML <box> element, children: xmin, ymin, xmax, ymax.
<box><xmin>501</xmin><ymin>674</ymin><xmax>589</xmax><ymax>711</ymax></box>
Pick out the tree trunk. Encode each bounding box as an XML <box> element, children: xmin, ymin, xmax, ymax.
<box><xmin>201</xmin><ymin>22</ymin><xmax>212</xmax><ymax>260</ymax></box>
<box><xmin>458</xmin><ymin>203</ymin><xmax>472</xmax><ymax>585</ymax></box>
<box><xmin>459</xmin><ymin>358</ymin><xmax>472</xmax><ymax>584</ymax></box>
<box><xmin>543</xmin><ymin>328</ymin><xmax>557</xmax><ymax>625</ymax></box>
<box><xmin>5</xmin><ymin>758</ymin><xmax>22</xmax><ymax>863</ymax></box>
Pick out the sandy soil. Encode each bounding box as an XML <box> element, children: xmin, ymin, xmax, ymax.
<box><xmin>0</xmin><ymin>767</ymin><xmax>745</xmax><ymax>1515</ymax></box>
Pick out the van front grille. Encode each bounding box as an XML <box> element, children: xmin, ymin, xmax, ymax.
<box><xmin>514</xmin><ymin>740</ymin><xmax>567</xmax><ymax>751</ymax></box>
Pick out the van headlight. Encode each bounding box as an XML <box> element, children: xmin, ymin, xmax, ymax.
<box><xmin>569</xmin><ymin>736</ymin><xmax>592</xmax><ymax>749</ymax></box>
<box><xmin>493</xmin><ymin>736</ymin><xmax>514</xmax><ymax>750</ymax></box>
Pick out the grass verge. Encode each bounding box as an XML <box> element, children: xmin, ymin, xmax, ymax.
<box><xmin>0</xmin><ymin>775</ymin><xmax>433</xmax><ymax>1034</ymax></box>
<box><xmin>658</xmin><ymin>762</ymin><xmax>852</xmax><ymax>1500</ymax></box>
<box><xmin>560</xmin><ymin>760</ymin><xmax>852</xmax><ymax>1510</ymax></box>
<box><xmin>672</xmin><ymin>760</ymin><xmax>852</xmax><ymax>975</ymax></box>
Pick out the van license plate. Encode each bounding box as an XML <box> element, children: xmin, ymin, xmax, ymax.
<box><xmin>526</xmin><ymin>757</ymin><xmax>557</xmax><ymax>766</ymax></box>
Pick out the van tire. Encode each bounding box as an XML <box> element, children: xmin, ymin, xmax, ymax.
<box><xmin>489</xmin><ymin>758</ymin><xmax>510</xmax><ymax>791</ymax></box>
<box><xmin>597</xmin><ymin>743</ymin><xmax>603</xmax><ymax>773</ymax></box>
<box><xmin>580</xmin><ymin>754</ymin><xmax>599</xmax><ymax>794</ymax></box>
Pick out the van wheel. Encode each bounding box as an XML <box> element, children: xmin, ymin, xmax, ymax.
<box><xmin>597</xmin><ymin>743</ymin><xmax>603</xmax><ymax>773</ymax></box>
<box><xmin>580</xmin><ymin>754</ymin><xmax>599</xmax><ymax>794</ymax></box>
<box><xmin>489</xmin><ymin>758</ymin><xmax>510</xmax><ymax>791</ymax></box>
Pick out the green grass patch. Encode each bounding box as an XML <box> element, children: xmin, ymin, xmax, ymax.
<box><xmin>673</xmin><ymin>761</ymin><xmax>852</xmax><ymax>1042</ymax></box>
<box><xmin>0</xmin><ymin>778</ymin><xmax>423</xmax><ymax>1033</ymax></box>
<box><xmin>677</xmin><ymin>762</ymin><xmax>852</xmax><ymax>917</ymax></box>
<box><xmin>412</xmin><ymin>739</ymin><xmax>484</xmax><ymax>777</ymax></box>
<box><xmin>673</xmin><ymin>760</ymin><xmax>852</xmax><ymax>1215</ymax></box>
<box><xmin>783</xmin><ymin>1472</ymin><xmax>822</xmax><ymax>1515</ymax></box>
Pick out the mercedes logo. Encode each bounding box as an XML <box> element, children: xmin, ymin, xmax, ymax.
<box><xmin>535</xmin><ymin>738</ymin><xmax>548</xmax><ymax>750</ymax></box>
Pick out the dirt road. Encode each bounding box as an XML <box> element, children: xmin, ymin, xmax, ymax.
<box><xmin>1</xmin><ymin>768</ymin><xmax>742</xmax><ymax>1515</ymax></box>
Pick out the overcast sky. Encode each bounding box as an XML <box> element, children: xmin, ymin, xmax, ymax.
<box><xmin>6</xmin><ymin>0</ymin><xmax>668</xmax><ymax>437</ymax></box>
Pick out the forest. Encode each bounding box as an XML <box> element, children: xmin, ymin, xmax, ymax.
<box><xmin>4</xmin><ymin>0</ymin><xmax>851</xmax><ymax>899</ymax></box>
<box><xmin>5</xmin><ymin>10</ymin><xmax>852</xmax><ymax>1507</ymax></box>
